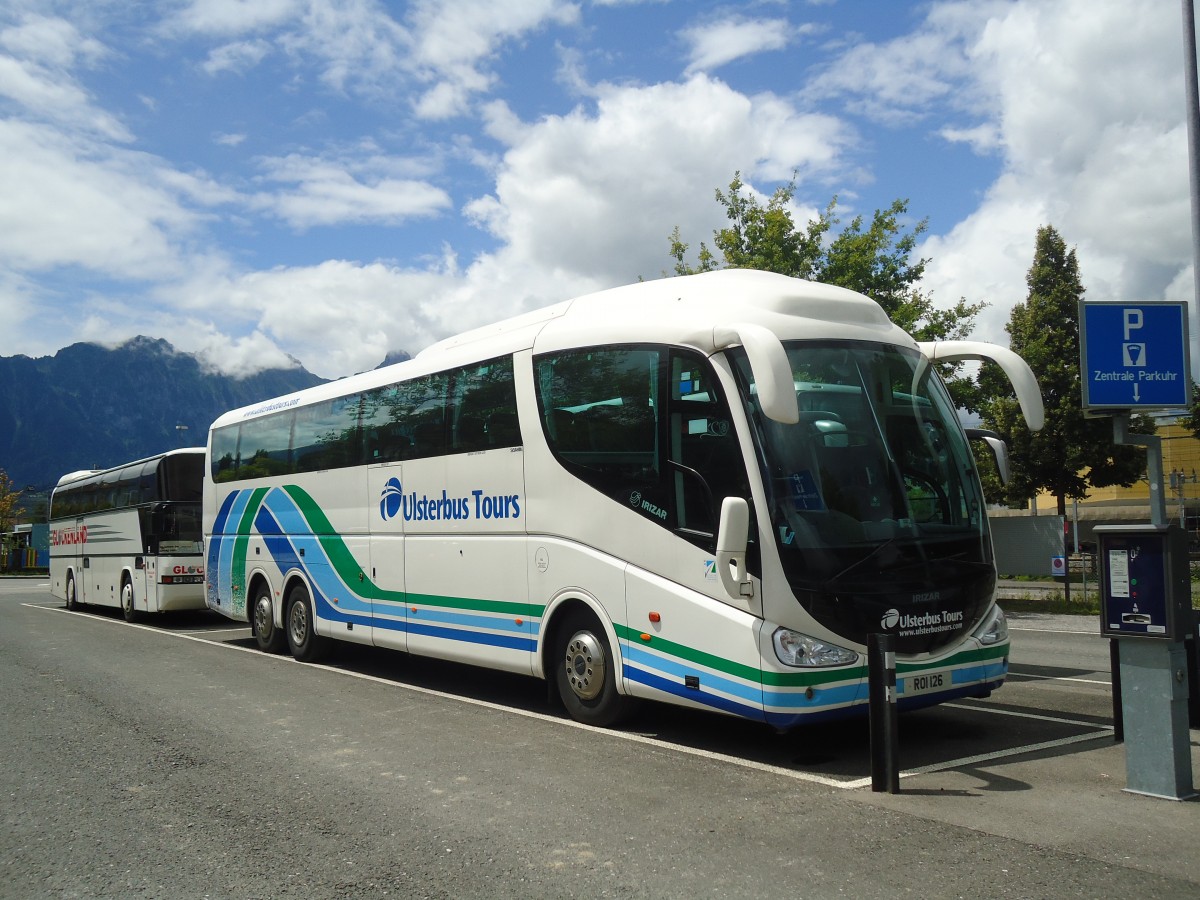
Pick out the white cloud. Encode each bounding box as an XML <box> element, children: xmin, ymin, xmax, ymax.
<box><xmin>0</xmin><ymin>121</ymin><xmax>206</xmax><ymax>278</ymax></box>
<box><xmin>163</xmin><ymin>0</ymin><xmax>301</xmax><ymax>37</ymax></box>
<box><xmin>681</xmin><ymin>16</ymin><xmax>797</xmax><ymax>76</ymax></box>
<box><xmin>170</xmin><ymin>0</ymin><xmax>583</xmax><ymax>117</ymax></box>
<box><xmin>465</xmin><ymin>75</ymin><xmax>854</xmax><ymax>286</ymax></box>
<box><xmin>172</xmin><ymin>259</ymin><xmax>459</xmax><ymax>379</ymax></box>
<box><xmin>201</xmin><ymin>38</ymin><xmax>272</xmax><ymax>75</ymax></box>
<box><xmin>251</xmin><ymin>152</ymin><xmax>453</xmax><ymax>229</ymax></box>
<box><xmin>921</xmin><ymin>0</ymin><xmax>1185</xmax><ymax>345</ymax></box>
<box><xmin>0</xmin><ymin>15</ymin><xmax>131</xmax><ymax>140</ymax></box>
<box><xmin>818</xmin><ymin>0</ymin><xmax>1194</xmax><ymax>349</ymax></box>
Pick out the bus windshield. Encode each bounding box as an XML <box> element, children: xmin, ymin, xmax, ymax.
<box><xmin>732</xmin><ymin>341</ymin><xmax>994</xmax><ymax>652</ymax></box>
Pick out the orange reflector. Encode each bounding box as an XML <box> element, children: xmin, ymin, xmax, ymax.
<box><xmin>648</xmin><ymin>612</ymin><xmax>661</xmax><ymax>623</ymax></box>
<box><xmin>640</xmin><ymin>633</ymin><xmax>652</xmax><ymax>642</ymax></box>
<box><xmin>515</xmin><ymin>618</ymin><xmax>523</xmax><ymax>626</ymax></box>
<box><xmin>411</xmin><ymin>607</ymin><xmax>418</xmax><ymax>613</ymax></box>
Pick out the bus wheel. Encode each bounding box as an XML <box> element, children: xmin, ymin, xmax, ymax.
<box><xmin>285</xmin><ymin>583</ymin><xmax>328</xmax><ymax>663</ymax></box>
<box><xmin>65</xmin><ymin>574</ymin><xmax>78</xmax><ymax>611</ymax></box>
<box><xmin>555</xmin><ymin>610</ymin><xmax>630</xmax><ymax>727</ymax></box>
<box><xmin>121</xmin><ymin>578</ymin><xmax>140</xmax><ymax>623</ymax></box>
<box><xmin>251</xmin><ymin>586</ymin><xmax>286</xmax><ymax>654</ymax></box>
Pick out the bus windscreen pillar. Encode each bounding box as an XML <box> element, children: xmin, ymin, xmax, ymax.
<box><xmin>1095</xmin><ymin>525</ymin><xmax>1197</xmax><ymax>800</ymax></box>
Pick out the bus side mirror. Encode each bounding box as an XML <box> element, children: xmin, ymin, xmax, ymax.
<box><xmin>716</xmin><ymin>496</ymin><xmax>753</xmax><ymax>599</ymax></box>
<box><xmin>966</xmin><ymin>428</ymin><xmax>1010</xmax><ymax>485</ymax></box>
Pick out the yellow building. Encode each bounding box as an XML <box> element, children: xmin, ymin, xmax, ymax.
<box><xmin>1009</xmin><ymin>421</ymin><xmax>1200</xmax><ymax>554</ymax></box>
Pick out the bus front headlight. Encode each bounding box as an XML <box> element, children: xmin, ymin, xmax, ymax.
<box><xmin>772</xmin><ymin>628</ymin><xmax>859</xmax><ymax>668</ymax></box>
<box><xmin>976</xmin><ymin>605</ymin><xmax>1009</xmax><ymax>645</ymax></box>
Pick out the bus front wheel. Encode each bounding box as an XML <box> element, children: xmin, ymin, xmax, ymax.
<box><xmin>285</xmin><ymin>584</ymin><xmax>328</xmax><ymax>663</ymax></box>
<box><xmin>121</xmin><ymin>577</ymin><xmax>140</xmax><ymax>623</ymax></box>
<box><xmin>65</xmin><ymin>573</ymin><xmax>78</xmax><ymax>611</ymax></box>
<box><xmin>554</xmin><ymin>610</ymin><xmax>630</xmax><ymax>727</ymax></box>
<box><xmin>251</xmin><ymin>585</ymin><xmax>287</xmax><ymax>654</ymax></box>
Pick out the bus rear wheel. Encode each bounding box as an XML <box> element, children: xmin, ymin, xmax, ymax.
<box><xmin>121</xmin><ymin>577</ymin><xmax>140</xmax><ymax>623</ymax></box>
<box><xmin>251</xmin><ymin>585</ymin><xmax>286</xmax><ymax>654</ymax></box>
<box><xmin>285</xmin><ymin>583</ymin><xmax>328</xmax><ymax>663</ymax></box>
<box><xmin>65</xmin><ymin>573</ymin><xmax>78</xmax><ymax>611</ymax></box>
<box><xmin>554</xmin><ymin>609</ymin><xmax>630</xmax><ymax>727</ymax></box>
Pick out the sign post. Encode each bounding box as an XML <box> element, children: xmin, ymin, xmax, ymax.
<box><xmin>1080</xmin><ymin>302</ymin><xmax>1191</xmax><ymax>411</ymax></box>
<box><xmin>1079</xmin><ymin>301</ymin><xmax>1195</xmax><ymax>800</ymax></box>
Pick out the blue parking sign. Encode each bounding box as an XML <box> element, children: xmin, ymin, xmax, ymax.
<box><xmin>1079</xmin><ymin>302</ymin><xmax>1191</xmax><ymax>409</ymax></box>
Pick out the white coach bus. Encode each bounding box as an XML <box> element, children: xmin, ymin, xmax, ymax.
<box><xmin>50</xmin><ymin>448</ymin><xmax>207</xmax><ymax>621</ymax></box>
<box><xmin>204</xmin><ymin>269</ymin><xmax>1043</xmax><ymax>730</ymax></box>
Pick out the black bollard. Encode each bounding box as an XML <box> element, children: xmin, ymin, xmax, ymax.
<box><xmin>868</xmin><ymin>632</ymin><xmax>900</xmax><ymax>793</ymax></box>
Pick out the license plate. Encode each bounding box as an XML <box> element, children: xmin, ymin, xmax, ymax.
<box><xmin>906</xmin><ymin>672</ymin><xmax>945</xmax><ymax>695</ymax></box>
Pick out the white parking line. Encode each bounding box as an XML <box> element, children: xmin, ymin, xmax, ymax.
<box><xmin>26</xmin><ymin>603</ymin><xmax>1114</xmax><ymax>790</ymax></box>
<box><xmin>1009</xmin><ymin>671</ymin><xmax>1111</xmax><ymax>687</ymax></box>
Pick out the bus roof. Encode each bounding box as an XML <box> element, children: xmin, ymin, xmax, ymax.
<box><xmin>53</xmin><ymin>447</ymin><xmax>207</xmax><ymax>490</ymax></box>
<box><xmin>211</xmin><ymin>270</ymin><xmax>905</xmax><ymax>429</ymax></box>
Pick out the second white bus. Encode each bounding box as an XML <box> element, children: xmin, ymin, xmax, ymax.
<box><xmin>204</xmin><ymin>269</ymin><xmax>1043</xmax><ymax>730</ymax></box>
<box><xmin>50</xmin><ymin>448</ymin><xmax>207</xmax><ymax>620</ymax></box>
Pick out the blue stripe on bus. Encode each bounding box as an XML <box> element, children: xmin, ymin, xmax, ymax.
<box><xmin>405</xmin><ymin>620</ymin><xmax>536</xmax><ymax>652</ymax></box>
<box><xmin>621</xmin><ymin>643</ymin><xmax>764</xmax><ymax>705</ymax></box>
<box><xmin>244</xmin><ymin>493</ymin><xmax>531</xmax><ymax>653</ymax></box>
<box><xmin>624</xmin><ymin>667</ymin><xmax>765</xmax><ymax>720</ymax></box>
<box><xmin>208</xmin><ymin>491</ymin><xmax>239</xmax><ymax>601</ymax></box>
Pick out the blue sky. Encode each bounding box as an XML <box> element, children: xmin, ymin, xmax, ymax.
<box><xmin>0</xmin><ymin>0</ymin><xmax>1192</xmax><ymax>379</ymax></box>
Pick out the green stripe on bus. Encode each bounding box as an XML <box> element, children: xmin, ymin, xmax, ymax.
<box><xmin>232</xmin><ymin>487</ymin><xmax>269</xmax><ymax>606</ymax></box>
<box><xmin>614</xmin><ymin>624</ymin><xmax>863</xmax><ymax>688</ymax></box>
<box><xmin>616</xmin><ymin>625</ymin><xmax>1008</xmax><ymax>687</ymax></box>
<box><xmin>404</xmin><ymin>591</ymin><xmax>543</xmax><ymax>619</ymax></box>
<box><xmin>282</xmin><ymin>484</ymin><xmax>405</xmax><ymax>603</ymax></box>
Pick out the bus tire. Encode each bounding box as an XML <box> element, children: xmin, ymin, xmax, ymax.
<box><xmin>554</xmin><ymin>609</ymin><xmax>631</xmax><ymax>727</ymax></box>
<box><xmin>65</xmin><ymin>573</ymin><xmax>78</xmax><ymax>611</ymax></box>
<box><xmin>285</xmin><ymin>583</ymin><xmax>328</xmax><ymax>663</ymax></box>
<box><xmin>121</xmin><ymin>577</ymin><xmax>140</xmax><ymax>623</ymax></box>
<box><xmin>251</xmin><ymin>585</ymin><xmax>287</xmax><ymax>654</ymax></box>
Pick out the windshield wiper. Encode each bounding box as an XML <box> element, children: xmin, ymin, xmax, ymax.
<box><xmin>823</xmin><ymin>537</ymin><xmax>896</xmax><ymax>587</ymax></box>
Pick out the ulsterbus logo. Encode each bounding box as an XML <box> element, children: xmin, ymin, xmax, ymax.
<box><xmin>882</xmin><ymin>607</ymin><xmax>965</xmax><ymax>636</ymax></box>
<box><xmin>380</xmin><ymin>477</ymin><xmax>405</xmax><ymax>520</ymax></box>
<box><xmin>378</xmin><ymin>477</ymin><xmax>519</xmax><ymax>523</ymax></box>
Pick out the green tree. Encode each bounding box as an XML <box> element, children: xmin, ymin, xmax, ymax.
<box><xmin>1177</xmin><ymin>385</ymin><xmax>1200</xmax><ymax>437</ymax></box>
<box><xmin>669</xmin><ymin>173</ymin><xmax>984</xmax><ymax>342</ymax></box>
<box><xmin>0</xmin><ymin>470</ymin><xmax>22</xmax><ymax>558</ymax></box>
<box><xmin>977</xmin><ymin>226</ymin><xmax>1149</xmax><ymax>514</ymax></box>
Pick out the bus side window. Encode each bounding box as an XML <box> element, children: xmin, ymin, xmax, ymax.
<box><xmin>669</xmin><ymin>351</ymin><xmax>751</xmax><ymax>540</ymax></box>
<box><xmin>535</xmin><ymin>346</ymin><xmax>664</xmax><ymax>505</ymax></box>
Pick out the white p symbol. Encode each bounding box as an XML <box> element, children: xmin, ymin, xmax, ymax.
<box><xmin>1123</xmin><ymin>309</ymin><xmax>1143</xmax><ymax>340</ymax></box>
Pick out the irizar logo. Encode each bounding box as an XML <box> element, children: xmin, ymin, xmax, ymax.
<box><xmin>379</xmin><ymin>477</ymin><xmax>520</xmax><ymax>523</ymax></box>
<box><xmin>628</xmin><ymin>490</ymin><xmax>668</xmax><ymax>521</ymax></box>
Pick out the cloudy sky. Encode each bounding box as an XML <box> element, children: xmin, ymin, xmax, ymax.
<box><xmin>0</xmin><ymin>0</ymin><xmax>1193</xmax><ymax>379</ymax></box>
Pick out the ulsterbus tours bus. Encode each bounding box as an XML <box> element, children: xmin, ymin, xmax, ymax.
<box><xmin>204</xmin><ymin>269</ymin><xmax>1043</xmax><ymax>730</ymax></box>
<box><xmin>50</xmin><ymin>448</ymin><xmax>207</xmax><ymax>621</ymax></box>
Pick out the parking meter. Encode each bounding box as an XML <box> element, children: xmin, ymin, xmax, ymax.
<box><xmin>1095</xmin><ymin>524</ymin><xmax>1191</xmax><ymax>641</ymax></box>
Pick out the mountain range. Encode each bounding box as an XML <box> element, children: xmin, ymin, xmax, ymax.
<box><xmin>0</xmin><ymin>337</ymin><xmax>332</xmax><ymax>490</ymax></box>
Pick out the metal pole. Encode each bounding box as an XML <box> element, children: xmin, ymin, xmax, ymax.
<box><xmin>1113</xmin><ymin>414</ymin><xmax>1167</xmax><ymax>526</ymax></box>
<box><xmin>868</xmin><ymin>633</ymin><xmax>899</xmax><ymax>793</ymax></box>
<box><xmin>1183</xmin><ymin>0</ymin><xmax>1200</xmax><ymax>383</ymax></box>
